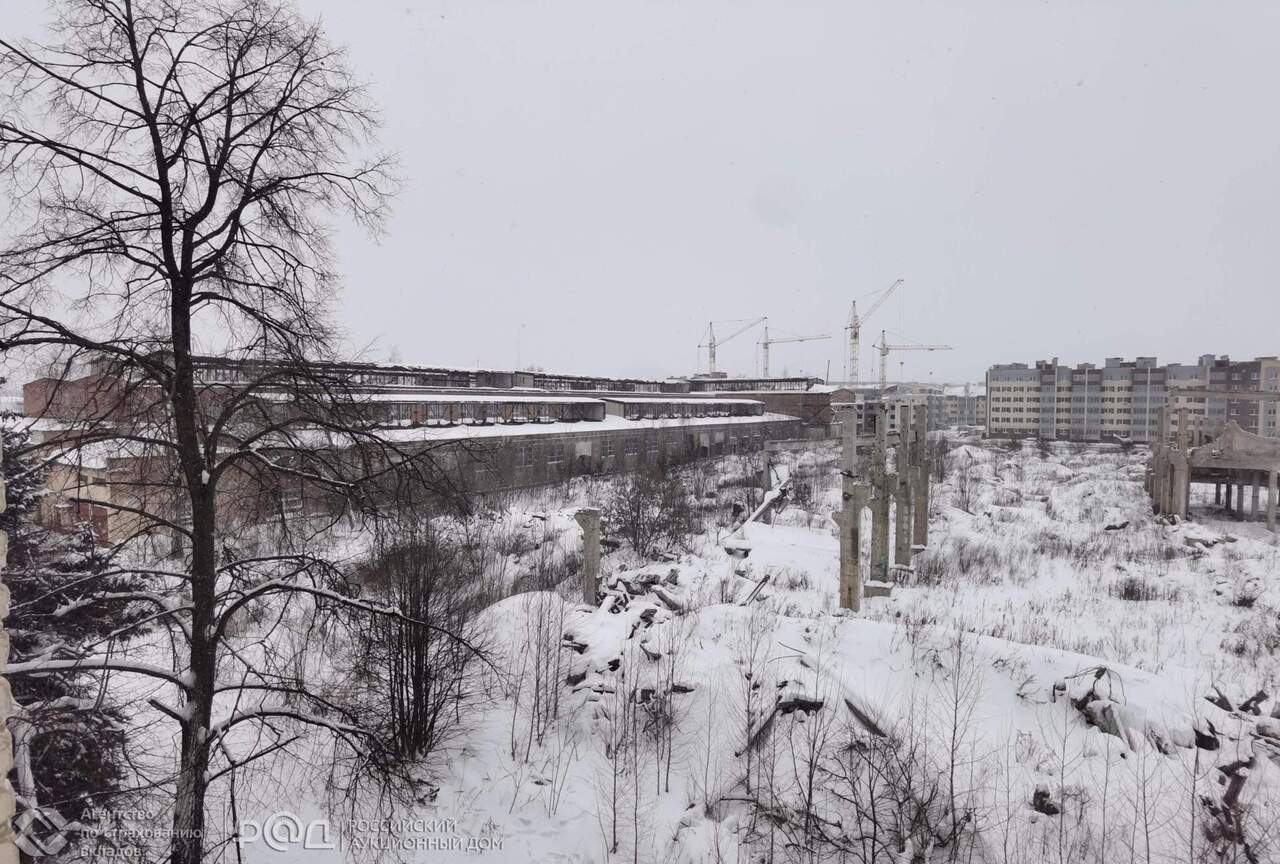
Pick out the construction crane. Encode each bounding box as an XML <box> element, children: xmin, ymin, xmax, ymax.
<box><xmin>759</xmin><ymin>321</ymin><xmax>831</xmax><ymax>378</ymax></box>
<box><xmin>845</xmin><ymin>278</ymin><xmax>904</xmax><ymax>384</ymax></box>
<box><xmin>874</xmin><ymin>329</ymin><xmax>952</xmax><ymax>395</ymax></box>
<box><xmin>699</xmin><ymin>316</ymin><xmax>766</xmax><ymax>376</ymax></box>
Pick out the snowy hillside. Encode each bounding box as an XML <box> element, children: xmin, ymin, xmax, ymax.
<box><xmin>276</xmin><ymin>439</ymin><xmax>1277</xmax><ymax>864</ymax></box>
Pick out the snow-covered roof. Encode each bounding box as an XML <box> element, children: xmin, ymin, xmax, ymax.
<box><xmin>601</xmin><ymin>397</ymin><xmax>762</xmax><ymax>406</ymax></box>
<box><xmin>361</xmin><ymin>392</ymin><xmax>605</xmax><ymax>405</ymax></box>
<box><xmin>341</xmin><ymin>412</ymin><xmax>798</xmax><ymax>444</ymax></box>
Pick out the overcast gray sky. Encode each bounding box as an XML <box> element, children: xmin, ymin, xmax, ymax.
<box><xmin>10</xmin><ymin>0</ymin><xmax>1280</xmax><ymax>383</ymax></box>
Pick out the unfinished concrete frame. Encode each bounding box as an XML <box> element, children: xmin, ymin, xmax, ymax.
<box><xmin>839</xmin><ymin>402</ymin><xmax>932</xmax><ymax>610</ymax></box>
<box><xmin>1148</xmin><ymin>407</ymin><xmax>1279</xmax><ymax>534</ymax></box>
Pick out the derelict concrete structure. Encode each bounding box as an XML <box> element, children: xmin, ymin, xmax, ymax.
<box><xmin>838</xmin><ymin>403</ymin><xmax>933</xmax><ymax>611</ymax></box>
<box><xmin>575</xmin><ymin>508</ymin><xmax>602</xmax><ymax>604</ymax></box>
<box><xmin>1148</xmin><ymin>406</ymin><xmax>1279</xmax><ymax>534</ymax></box>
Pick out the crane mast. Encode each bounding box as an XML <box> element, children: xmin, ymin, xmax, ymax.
<box><xmin>846</xmin><ymin>278</ymin><xmax>903</xmax><ymax>384</ymax></box>
<box><xmin>759</xmin><ymin>322</ymin><xmax>831</xmax><ymax>378</ymax></box>
<box><xmin>700</xmin><ymin>316</ymin><xmax>766</xmax><ymax>376</ymax></box>
<box><xmin>874</xmin><ymin>329</ymin><xmax>952</xmax><ymax>395</ymax></box>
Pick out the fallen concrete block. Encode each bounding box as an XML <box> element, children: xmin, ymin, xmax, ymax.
<box><xmin>864</xmin><ymin>580</ymin><xmax>894</xmax><ymax>599</ymax></box>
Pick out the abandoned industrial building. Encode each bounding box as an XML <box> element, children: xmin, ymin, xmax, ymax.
<box><xmin>985</xmin><ymin>354</ymin><xmax>1280</xmax><ymax>442</ymax></box>
<box><xmin>19</xmin><ymin>355</ymin><xmax>812</xmax><ymax>543</ymax></box>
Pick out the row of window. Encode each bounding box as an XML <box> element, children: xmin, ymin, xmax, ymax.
<box><xmin>510</xmin><ymin>430</ymin><xmax>771</xmax><ymax>470</ymax></box>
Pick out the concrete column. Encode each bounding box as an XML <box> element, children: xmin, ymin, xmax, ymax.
<box><xmin>1225</xmin><ymin>477</ymin><xmax>1234</xmax><ymax>512</ymax></box>
<box><xmin>913</xmin><ymin>461</ymin><xmax>930</xmax><ymax>547</ymax></box>
<box><xmin>0</xmin><ymin>433</ymin><xmax>15</xmax><ymax>864</ymax></box>
<box><xmin>1268</xmin><ymin>470</ymin><xmax>1277</xmax><ymax>534</ymax></box>
<box><xmin>1237</xmin><ymin>482</ymin><xmax>1245</xmax><ymax>518</ymax></box>
<box><xmin>1251</xmin><ymin>474</ymin><xmax>1261</xmax><ymax>518</ymax></box>
<box><xmin>894</xmin><ymin>471</ymin><xmax>911</xmax><ymax>566</ymax></box>
<box><xmin>839</xmin><ymin>479</ymin><xmax>868</xmax><ymax>611</ymax></box>
<box><xmin>872</xmin><ymin>485</ymin><xmax>891</xmax><ymax>580</ymax></box>
<box><xmin>838</xmin><ymin>403</ymin><xmax>865</xmax><ymax>610</ymax></box>
<box><xmin>871</xmin><ymin>404</ymin><xmax>890</xmax><ymax>581</ymax></box>
<box><xmin>911</xmin><ymin>401</ymin><xmax>930</xmax><ymax>549</ymax></box>
<box><xmin>1215</xmin><ymin>483</ymin><xmax>1222</xmax><ymax>505</ymax></box>
<box><xmin>893</xmin><ymin>408</ymin><xmax>913</xmax><ymax>566</ymax></box>
<box><xmin>1154</xmin><ymin>450</ymin><xmax>1168</xmax><ymax>514</ymax></box>
<box><xmin>574</xmin><ymin>508</ymin><xmax>601</xmax><ymax>604</ymax></box>
<box><xmin>760</xmin><ymin>452</ymin><xmax>772</xmax><ymax>492</ymax></box>
<box><xmin>1170</xmin><ymin>455</ymin><xmax>1189</xmax><ymax>518</ymax></box>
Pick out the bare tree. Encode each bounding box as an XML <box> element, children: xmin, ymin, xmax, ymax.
<box><xmin>953</xmin><ymin>451</ymin><xmax>979</xmax><ymax>515</ymax></box>
<box><xmin>929</xmin><ymin>435</ymin><xmax>955</xmax><ymax>484</ymax></box>
<box><xmin>0</xmin><ymin>2</ymin><xmax>480</xmax><ymax>861</ymax></box>
<box><xmin>355</xmin><ymin>514</ymin><xmax>486</xmax><ymax>764</ymax></box>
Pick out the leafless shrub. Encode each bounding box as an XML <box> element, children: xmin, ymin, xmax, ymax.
<box><xmin>604</xmin><ymin>466</ymin><xmax>698</xmax><ymax>558</ymax></box>
<box><xmin>1221</xmin><ymin>607</ymin><xmax>1280</xmax><ymax>660</ymax></box>
<box><xmin>1111</xmin><ymin>575</ymin><xmax>1177</xmax><ymax>603</ymax></box>
<box><xmin>731</xmin><ymin>605</ymin><xmax>776</xmax><ymax>796</ymax></box>
<box><xmin>510</xmin><ymin>593</ymin><xmax>569</xmax><ymax>759</ymax></box>
<box><xmin>355</xmin><ymin>515</ymin><xmax>488</xmax><ymax>764</ymax></box>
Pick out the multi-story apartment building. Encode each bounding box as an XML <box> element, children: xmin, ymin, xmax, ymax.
<box><xmin>931</xmin><ymin>384</ymin><xmax>987</xmax><ymax>428</ymax></box>
<box><xmin>986</xmin><ymin>355</ymin><xmax>1280</xmax><ymax>442</ymax></box>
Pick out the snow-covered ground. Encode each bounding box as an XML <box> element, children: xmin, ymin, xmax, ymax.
<box><xmin>331</xmin><ymin>438</ymin><xmax>1273</xmax><ymax>864</ymax></box>
<box><xmin>115</xmin><ymin>442</ymin><xmax>1280</xmax><ymax>863</ymax></box>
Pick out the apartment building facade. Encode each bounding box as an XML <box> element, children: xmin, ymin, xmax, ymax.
<box><xmin>987</xmin><ymin>355</ymin><xmax>1280</xmax><ymax>442</ymax></box>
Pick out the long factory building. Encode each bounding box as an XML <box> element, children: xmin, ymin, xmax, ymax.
<box><xmin>22</xmin><ymin>356</ymin><xmax>813</xmax><ymax>541</ymax></box>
